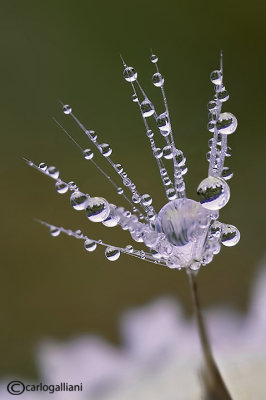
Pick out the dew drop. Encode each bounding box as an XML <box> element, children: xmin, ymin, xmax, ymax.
<box><xmin>225</xmin><ymin>146</ymin><xmax>232</xmax><ymax>157</ymax></box>
<box><xmin>132</xmin><ymin>93</ymin><xmax>138</xmax><ymax>102</ymax></box>
<box><xmin>55</xmin><ymin>180</ymin><xmax>68</xmax><ymax>194</ymax></box>
<box><xmin>207</xmin><ymin>100</ymin><xmax>217</xmax><ymax>111</ymax></box>
<box><xmin>115</xmin><ymin>164</ymin><xmax>123</xmax><ymax>173</ymax></box>
<box><xmin>222</xmin><ymin>167</ymin><xmax>233</xmax><ymax>180</ymax></box>
<box><xmin>83</xmin><ymin>149</ymin><xmax>94</xmax><ymax>160</ymax></box>
<box><xmin>86</xmin><ymin>130</ymin><xmax>97</xmax><ymax>142</ymax></box>
<box><xmin>166</xmin><ymin>188</ymin><xmax>177</xmax><ymax>200</ymax></box>
<box><xmin>125</xmin><ymin>245</ymin><xmax>134</xmax><ymax>253</ymax></box>
<box><xmin>146</xmin><ymin>129</ymin><xmax>154</xmax><ymax>138</ymax></box>
<box><xmin>152</xmin><ymin>73</ymin><xmax>164</xmax><ymax>87</ymax></box>
<box><xmin>156</xmin><ymin>113</ymin><xmax>170</xmax><ymax>134</ymax></box>
<box><xmin>117</xmin><ymin>187</ymin><xmax>124</xmax><ymax>195</ymax></box>
<box><xmin>50</xmin><ymin>226</ymin><xmax>61</xmax><ymax>237</ymax></box>
<box><xmin>68</xmin><ymin>181</ymin><xmax>78</xmax><ymax>191</ymax></box>
<box><xmin>70</xmin><ymin>191</ymin><xmax>89</xmax><ymax>210</ymax></box>
<box><xmin>141</xmin><ymin>193</ymin><xmax>152</xmax><ymax>206</ymax></box>
<box><xmin>197</xmin><ymin>176</ymin><xmax>230</xmax><ymax>210</ymax></box>
<box><xmin>123</xmin><ymin>67</ymin><xmax>137</xmax><ymax>82</ymax></box>
<box><xmin>163</xmin><ymin>145</ymin><xmax>173</xmax><ymax>159</ymax></box>
<box><xmin>140</xmin><ymin>99</ymin><xmax>155</xmax><ymax>118</ymax></box>
<box><xmin>47</xmin><ymin>166</ymin><xmax>59</xmax><ymax>179</ymax></box>
<box><xmin>221</xmin><ymin>224</ymin><xmax>240</xmax><ymax>247</ymax></box>
<box><xmin>39</xmin><ymin>162</ymin><xmax>47</xmax><ymax>171</ymax></box>
<box><xmin>123</xmin><ymin>177</ymin><xmax>131</xmax><ymax>187</ymax></box>
<box><xmin>99</xmin><ymin>143</ymin><xmax>112</xmax><ymax>157</ymax></box>
<box><xmin>150</xmin><ymin>54</ymin><xmax>158</xmax><ymax>63</ymax></box>
<box><xmin>132</xmin><ymin>193</ymin><xmax>141</xmax><ymax>204</ymax></box>
<box><xmin>207</xmin><ymin>121</ymin><xmax>216</xmax><ymax>133</ymax></box>
<box><xmin>210</xmin><ymin>70</ymin><xmax>222</xmax><ymax>85</ymax></box>
<box><xmin>105</xmin><ymin>247</ymin><xmax>121</xmax><ymax>261</ymax></box>
<box><xmin>217</xmin><ymin>88</ymin><xmax>229</xmax><ymax>102</ymax></box>
<box><xmin>86</xmin><ymin>197</ymin><xmax>110</xmax><ymax>222</ymax></box>
<box><xmin>63</xmin><ymin>104</ymin><xmax>72</xmax><ymax>114</ymax></box>
<box><xmin>153</xmin><ymin>147</ymin><xmax>163</xmax><ymax>159</ymax></box>
<box><xmin>84</xmin><ymin>239</ymin><xmax>97</xmax><ymax>252</ymax></box>
<box><xmin>216</xmin><ymin>112</ymin><xmax>237</xmax><ymax>135</ymax></box>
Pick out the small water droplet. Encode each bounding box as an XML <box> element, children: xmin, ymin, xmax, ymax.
<box><xmin>123</xmin><ymin>67</ymin><xmax>137</xmax><ymax>82</ymax></box>
<box><xmin>117</xmin><ymin>187</ymin><xmax>124</xmax><ymax>195</ymax></box>
<box><xmin>217</xmin><ymin>112</ymin><xmax>237</xmax><ymax>135</ymax></box>
<box><xmin>150</xmin><ymin>54</ymin><xmax>158</xmax><ymax>63</ymax></box>
<box><xmin>86</xmin><ymin>197</ymin><xmax>110</xmax><ymax>222</ymax></box>
<box><xmin>39</xmin><ymin>162</ymin><xmax>47</xmax><ymax>171</ymax></box>
<box><xmin>50</xmin><ymin>226</ymin><xmax>61</xmax><ymax>237</ymax></box>
<box><xmin>222</xmin><ymin>167</ymin><xmax>233</xmax><ymax>180</ymax></box>
<box><xmin>210</xmin><ymin>70</ymin><xmax>222</xmax><ymax>85</ymax></box>
<box><xmin>140</xmin><ymin>99</ymin><xmax>155</xmax><ymax>118</ymax></box>
<box><xmin>174</xmin><ymin>151</ymin><xmax>186</xmax><ymax>166</ymax></box>
<box><xmin>166</xmin><ymin>188</ymin><xmax>177</xmax><ymax>200</ymax></box>
<box><xmin>132</xmin><ymin>93</ymin><xmax>138</xmax><ymax>102</ymax></box>
<box><xmin>68</xmin><ymin>181</ymin><xmax>78</xmax><ymax>191</ymax></box>
<box><xmin>99</xmin><ymin>143</ymin><xmax>112</xmax><ymax>157</ymax></box>
<box><xmin>225</xmin><ymin>146</ymin><xmax>232</xmax><ymax>157</ymax></box>
<box><xmin>55</xmin><ymin>180</ymin><xmax>68</xmax><ymax>194</ymax></box>
<box><xmin>86</xmin><ymin>130</ymin><xmax>97</xmax><ymax>142</ymax></box>
<box><xmin>160</xmin><ymin>168</ymin><xmax>167</xmax><ymax>177</ymax></box>
<box><xmin>163</xmin><ymin>145</ymin><xmax>173</xmax><ymax>159</ymax></box>
<box><xmin>132</xmin><ymin>193</ymin><xmax>141</xmax><ymax>203</ymax></box>
<box><xmin>47</xmin><ymin>166</ymin><xmax>59</xmax><ymax>179</ymax></box>
<box><xmin>125</xmin><ymin>245</ymin><xmax>134</xmax><ymax>253</ymax></box>
<box><xmin>153</xmin><ymin>147</ymin><xmax>163</xmax><ymax>159</ymax></box>
<box><xmin>146</xmin><ymin>129</ymin><xmax>154</xmax><ymax>138</ymax></box>
<box><xmin>63</xmin><ymin>104</ymin><xmax>72</xmax><ymax>114</ymax></box>
<box><xmin>123</xmin><ymin>177</ymin><xmax>131</xmax><ymax>186</ymax></box>
<box><xmin>217</xmin><ymin>88</ymin><xmax>229</xmax><ymax>102</ymax></box>
<box><xmin>105</xmin><ymin>247</ymin><xmax>121</xmax><ymax>261</ymax></box>
<box><xmin>152</xmin><ymin>73</ymin><xmax>164</xmax><ymax>87</ymax></box>
<box><xmin>70</xmin><ymin>191</ymin><xmax>89</xmax><ymax>210</ymax></box>
<box><xmin>221</xmin><ymin>224</ymin><xmax>240</xmax><ymax>247</ymax></box>
<box><xmin>197</xmin><ymin>176</ymin><xmax>230</xmax><ymax>210</ymax></box>
<box><xmin>84</xmin><ymin>239</ymin><xmax>97</xmax><ymax>252</ymax></box>
<box><xmin>83</xmin><ymin>149</ymin><xmax>94</xmax><ymax>160</ymax></box>
<box><xmin>156</xmin><ymin>113</ymin><xmax>170</xmax><ymax>135</ymax></box>
<box><xmin>207</xmin><ymin>100</ymin><xmax>217</xmax><ymax>111</ymax></box>
<box><xmin>207</xmin><ymin>121</ymin><xmax>215</xmax><ymax>133</ymax></box>
<box><xmin>141</xmin><ymin>194</ymin><xmax>152</xmax><ymax>206</ymax></box>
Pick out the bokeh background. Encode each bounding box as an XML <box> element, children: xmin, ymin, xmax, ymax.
<box><xmin>0</xmin><ymin>0</ymin><xmax>265</xmax><ymax>381</ymax></box>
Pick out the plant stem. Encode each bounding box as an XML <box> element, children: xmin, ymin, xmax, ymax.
<box><xmin>188</xmin><ymin>270</ymin><xmax>232</xmax><ymax>400</ymax></box>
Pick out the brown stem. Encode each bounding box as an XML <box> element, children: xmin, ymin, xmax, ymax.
<box><xmin>188</xmin><ymin>270</ymin><xmax>232</xmax><ymax>400</ymax></box>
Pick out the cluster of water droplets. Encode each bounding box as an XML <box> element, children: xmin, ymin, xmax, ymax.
<box><xmin>26</xmin><ymin>52</ymin><xmax>240</xmax><ymax>271</ymax></box>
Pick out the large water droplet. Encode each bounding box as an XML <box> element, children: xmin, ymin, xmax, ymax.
<box><xmin>221</xmin><ymin>224</ymin><xmax>240</xmax><ymax>247</ymax></box>
<box><xmin>84</xmin><ymin>239</ymin><xmax>97</xmax><ymax>252</ymax></box>
<box><xmin>163</xmin><ymin>145</ymin><xmax>173</xmax><ymax>159</ymax></box>
<box><xmin>86</xmin><ymin>197</ymin><xmax>110</xmax><ymax>222</ymax></box>
<box><xmin>70</xmin><ymin>191</ymin><xmax>89</xmax><ymax>210</ymax></box>
<box><xmin>102</xmin><ymin>204</ymin><xmax>120</xmax><ymax>227</ymax></box>
<box><xmin>105</xmin><ymin>247</ymin><xmax>121</xmax><ymax>261</ymax></box>
<box><xmin>156</xmin><ymin>113</ymin><xmax>170</xmax><ymax>134</ymax></box>
<box><xmin>197</xmin><ymin>176</ymin><xmax>230</xmax><ymax>210</ymax></box>
<box><xmin>216</xmin><ymin>112</ymin><xmax>237</xmax><ymax>135</ymax></box>
<box><xmin>152</xmin><ymin>73</ymin><xmax>164</xmax><ymax>87</ymax></box>
<box><xmin>99</xmin><ymin>143</ymin><xmax>112</xmax><ymax>157</ymax></box>
<box><xmin>210</xmin><ymin>70</ymin><xmax>222</xmax><ymax>85</ymax></box>
<box><xmin>123</xmin><ymin>67</ymin><xmax>137</xmax><ymax>82</ymax></box>
<box><xmin>47</xmin><ymin>166</ymin><xmax>59</xmax><ymax>179</ymax></box>
<box><xmin>140</xmin><ymin>99</ymin><xmax>155</xmax><ymax>117</ymax></box>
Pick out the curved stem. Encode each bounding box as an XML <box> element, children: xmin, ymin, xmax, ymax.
<box><xmin>188</xmin><ymin>270</ymin><xmax>232</xmax><ymax>400</ymax></box>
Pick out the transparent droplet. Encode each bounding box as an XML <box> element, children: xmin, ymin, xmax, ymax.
<box><xmin>99</xmin><ymin>143</ymin><xmax>112</xmax><ymax>157</ymax></box>
<box><xmin>163</xmin><ymin>145</ymin><xmax>173</xmax><ymax>159</ymax></box>
<box><xmin>86</xmin><ymin>197</ymin><xmax>110</xmax><ymax>222</ymax></box>
<box><xmin>140</xmin><ymin>99</ymin><xmax>155</xmax><ymax>118</ymax></box>
<box><xmin>160</xmin><ymin>168</ymin><xmax>167</xmax><ymax>177</ymax></box>
<box><xmin>63</xmin><ymin>104</ymin><xmax>72</xmax><ymax>114</ymax></box>
<box><xmin>75</xmin><ymin>229</ymin><xmax>83</xmax><ymax>238</ymax></box>
<box><xmin>55</xmin><ymin>180</ymin><xmax>68</xmax><ymax>194</ymax></box>
<box><xmin>70</xmin><ymin>191</ymin><xmax>89</xmax><ymax>210</ymax></box>
<box><xmin>197</xmin><ymin>176</ymin><xmax>230</xmax><ymax>210</ymax></box>
<box><xmin>102</xmin><ymin>204</ymin><xmax>120</xmax><ymax>227</ymax></box>
<box><xmin>150</xmin><ymin>54</ymin><xmax>158</xmax><ymax>63</ymax></box>
<box><xmin>175</xmin><ymin>151</ymin><xmax>186</xmax><ymax>166</ymax></box>
<box><xmin>84</xmin><ymin>239</ymin><xmax>97</xmax><ymax>252</ymax></box>
<box><xmin>210</xmin><ymin>70</ymin><xmax>222</xmax><ymax>85</ymax></box>
<box><xmin>123</xmin><ymin>177</ymin><xmax>131</xmax><ymax>187</ymax></box>
<box><xmin>208</xmin><ymin>109</ymin><xmax>218</xmax><ymax>121</ymax></box>
<box><xmin>225</xmin><ymin>146</ymin><xmax>232</xmax><ymax>157</ymax></box>
<box><xmin>209</xmin><ymin>221</ymin><xmax>222</xmax><ymax>238</ymax></box>
<box><xmin>207</xmin><ymin>121</ymin><xmax>216</xmax><ymax>133</ymax></box>
<box><xmin>132</xmin><ymin>93</ymin><xmax>138</xmax><ymax>102</ymax></box>
<box><xmin>181</xmin><ymin>165</ymin><xmax>188</xmax><ymax>175</ymax></box>
<box><xmin>217</xmin><ymin>88</ymin><xmax>229</xmax><ymax>102</ymax></box>
<box><xmin>153</xmin><ymin>147</ymin><xmax>163</xmax><ymax>159</ymax></box>
<box><xmin>222</xmin><ymin>167</ymin><xmax>233</xmax><ymax>180</ymax></box>
<box><xmin>68</xmin><ymin>181</ymin><xmax>78</xmax><ymax>191</ymax></box>
<box><xmin>115</xmin><ymin>164</ymin><xmax>123</xmax><ymax>173</ymax></box>
<box><xmin>125</xmin><ymin>245</ymin><xmax>134</xmax><ymax>253</ymax></box>
<box><xmin>207</xmin><ymin>100</ymin><xmax>217</xmax><ymax>111</ymax></box>
<box><xmin>123</xmin><ymin>67</ymin><xmax>137</xmax><ymax>82</ymax></box>
<box><xmin>146</xmin><ymin>129</ymin><xmax>154</xmax><ymax>138</ymax></box>
<box><xmin>105</xmin><ymin>247</ymin><xmax>121</xmax><ymax>261</ymax></box>
<box><xmin>39</xmin><ymin>162</ymin><xmax>47</xmax><ymax>171</ymax></box>
<box><xmin>216</xmin><ymin>112</ymin><xmax>237</xmax><ymax>135</ymax></box>
<box><xmin>50</xmin><ymin>226</ymin><xmax>61</xmax><ymax>237</ymax></box>
<box><xmin>163</xmin><ymin>177</ymin><xmax>171</xmax><ymax>186</ymax></box>
<box><xmin>152</xmin><ymin>73</ymin><xmax>164</xmax><ymax>87</ymax></box>
<box><xmin>221</xmin><ymin>224</ymin><xmax>240</xmax><ymax>247</ymax></box>
<box><xmin>47</xmin><ymin>166</ymin><xmax>59</xmax><ymax>179</ymax></box>
<box><xmin>166</xmin><ymin>188</ymin><xmax>177</xmax><ymax>200</ymax></box>
<box><xmin>156</xmin><ymin>113</ymin><xmax>170</xmax><ymax>134</ymax></box>
<box><xmin>83</xmin><ymin>149</ymin><xmax>94</xmax><ymax>160</ymax></box>
<box><xmin>132</xmin><ymin>193</ymin><xmax>141</xmax><ymax>203</ymax></box>
<box><xmin>141</xmin><ymin>193</ymin><xmax>152</xmax><ymax>206</ymax></box>
<box><xmin>86</xmin><ymin>130</ymin><xmax>97</xmax><ymax>142</ymax></box>
<box><xmin>117</xmin><ymin>187</ymin><xmax>124</xmax><ymax>195</ymax></box>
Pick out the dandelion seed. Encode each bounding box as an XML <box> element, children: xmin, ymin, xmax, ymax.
<box><xmin>26</xmin><ymin>51</ymin><xmax>240</xmax><ymax>271</ymax></box>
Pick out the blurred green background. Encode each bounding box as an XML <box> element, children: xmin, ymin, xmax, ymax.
<box><xmin>0</xmin><ymin>0</ymin><xmax>265</xmax><ymax>379</ymax></box>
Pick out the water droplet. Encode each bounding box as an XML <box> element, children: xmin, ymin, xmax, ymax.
<box><xmin>150</xmin><ymin>54</ymin><xmax>158</xmax><ymax>63</ymax></box>
<box><xmin>160</xmin><ymin>168</ymin><xmax>167</xmax><ymax>177</ymax></box>
<box><xmin>210</xmin><ymin>70</ymin><xmax>222</xmax><ymax>85</ymax></box>
<box><xmin>86</xmin><ymin>197</ymin><xmax>110</xmax><ymax>222</ymax></box>
<box><xmin>39</xmin><ymin>162</ymin><xmax>47</xmax><ymax>171</ymax></box>
<box><xmin>217</xmin><ymin>88</ymin><xmax>229</xmax><ymax>102</ymax></box>
<box><xmin>207</xmin><ymin>121</ymin><xmax>216</xmax><ymax>133</ymax></box>
<box><xmin>99</xmin><ymin>143</ymin><xmax>112</xmax><ymax>157</ymax></box>
<box><xmin>152</xmin><ymin>73</ymin><xmax>164</xmax><ymax>87</ymax></box>
<box><xmin>208</xmin><ymin>109</ymin><xmax>218</xmax><ymax>121</ymax></box>
<box><xmin>117</xmin><ymin>187</ymin><xmax>124</xmax><ymax>195</ymax></box>
<box><xmin>102</xmin><ymin>204</ymin><xmax>120</xmax><ymax>227</ymax></box>
<box><xmin>225</xmin><ymin>146</ymin><xmax>232</xmax><ymax>157</ymax></box>
<box><xmin>175</xmin><ymin>151</ymin><xmax>186</xmax><ymax>166</ymax></box>
<box><xmin>105</xmin><ymin>247</ymin><xmax>121</xmax><ymax>261</ymax></box>
<box><xmin>153</xmin><ymin>147</ymin><xmax>163</xmax><ymax>159</ymax></box>
<box><xmin>132</xmin><ymin>193</ymin><xmax>141</xmax><ymax>204</ymax></box>
<box><xmin>163</xmin><ymin>177</ymin><xmax>171</xmax><ymax>186</ymax></box>
<box><xmin>123</xmin><ymin>67</ymin><xmax>137</xmax><ymax>82</ymax></box>
<box><xmin>68</xmin><ymin>181</ymin><xmax>78</xmax><ymax>191</ymax></box>
<box><xmin>132</xmin><ymin>93</ymin><xmax>138</xmax><ymax>102</ymax></box>
<box><xmin>55</xmin><ymin>180</ymin><xmax>68</xmax><ymax>194</ymax></box>
<box><xmin>222</xmin><ymin>167</ymin><xmax>233</xmax><ymax>180</ymax></box>
<box><xmin>140</xmin><ymin>99</ymin><xmax>155</xmax><ymax>117</ymax></box>
<box><xmin>75</xmin><ymin>229</ymin><xmax>83</xmax><ymax>238</ymax></box>
<box><xmin>141</xmin><ymin>194</ymin><xmax>152</xmax><ymax>206</ymax></box>
<box><xmin>146</xmin><ymin>129</ymin><xmax>154</xmax><ymax>138</ymax></box>
<box><xmin>181</xmin><ymin>165</ymin><xmax>188</xmax><ymax>175</ymax></box>
<box><xmin>209</xmin><ymin>221</ymin><xmax>222</xmax><ymax>238</ymax></box>
<box><xmin>115</xmin><ymin>164</ymin><xmax>123</xmax><ymax>173</ymax></box>
<box><xmin>123</xmin><ymin>177</ymin><xmax>131</xmax><ymax>186</ymax></box>
<box><xmin>197</xmin><ymin>176</ymin><xmax>230</xmax><ymax>210</ymax></box>
<box><xmin>50</xmin><ymin>226</ymin><xmax>61</xmax><ymax>237</ymax></box>
<box><xmin>83</xmin><ymin>149</ymin><xmax>94</xmax><ymax>160</ymax></box>
<box><xmin>125</xmin><ymin>245</ymin><xmax>134</xmax><ymax>253</ymax></box>
<box><xmin>163</xmin><ymin>145</ymin><xmax>173</xmax><ymax>159</ymax></box>
<box><xmin>84</xmin><ymin>239</ymin><xmax>97</xmax><ymax>252</ymax></box>
<box><xmin>63</xmin><ymin>104</ymin><xmax>72</xmax><ymax>114</ymax></box>
<box><xmin>221</xmin><ymin>224</ymin><xmax>240</xmax><ymax>247</ymax></box>
<box><xmin>207</xmin><ymin>100</ymin><xmax>217</xmax><ymax>111</ymax></box>
<box><xmin>70</xmin><ymin>191</ymin><xmax>89</xmax><ymax>210</ymax></box>
<box><xmin>166</xmin><ymin>188</ymin><xmax>177</xmax><ymax>200</ymax></box>
<box><xmin>156</xmin><ymin>113</ymin><xmax>170</xmax><ymax>134</ymax></box>
<box><xmin>47</xmin><ymin>166</ymin><xmax>59</xmax><ymax>179</ymax></box>
<box><xmin>86</xmin><ymin>130</ymin><xmax>97</xmax><ymax>142</ymax></box>
<box><xmin>216</xmin><ymin>112</ymin><xmax>237</xmax><ymax>135</ymax></box>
